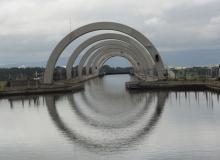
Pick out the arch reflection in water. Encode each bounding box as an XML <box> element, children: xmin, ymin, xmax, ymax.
<box><xmin>45</xmin><ymin>76</ymin><xmax>168</xmax><ymax>152</ymax></box>
<box><xmin>68</xmin><ymin>77</ymin><xmax>155</xmax><ymax>128</ymax></box>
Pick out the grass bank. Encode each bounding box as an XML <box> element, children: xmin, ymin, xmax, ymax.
<box><xmin>0</xmin><ymin>81</ymin><xmax>7</xmax><ymax>91</ymax></box>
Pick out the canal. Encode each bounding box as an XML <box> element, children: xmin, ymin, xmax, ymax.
<box><xmin>0</xmin><ymin>74</ymin><xmax>220</xmax><ymax>160</ymax></box>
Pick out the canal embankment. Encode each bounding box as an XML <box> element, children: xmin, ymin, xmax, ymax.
<box><xmin>126</xmin><ymin>80</ymin><xmax>220</xmax><ymax>93</ymax></box>
<box><xmin>0</xmin><ymin>81</ymin><xmax>84</xmax><ymax>98</ymax></box>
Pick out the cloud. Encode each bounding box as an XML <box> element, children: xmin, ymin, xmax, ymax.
<box><xmin>0</xmin><ymin>0</ymin><xmax>219</xmax><ymax>66</ymax></box>
<box><xmin>144</xmin><ymin>17</ymin><xmax>164</xmax><ymax>25</ymax></box>
<box><xmin>199</xmin><ymin>15</ymin><xmax>220</xmax><ymax>40</ymax></box>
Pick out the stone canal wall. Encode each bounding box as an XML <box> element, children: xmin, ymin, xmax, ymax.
<box><xmin>126</xmin><ymin>80</ymin><xmax>220</xmax><ymax>93</ymax></box>
<box><xmin>0</xmin><ymin>82</ymin><xmax>84</xmax><ymax>98</ymax></box>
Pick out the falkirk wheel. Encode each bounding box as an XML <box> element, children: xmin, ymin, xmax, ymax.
<box><xmin>43</xmin><ymin>22</ymin><xmax>167</xmax><ymax>84</ymax></box>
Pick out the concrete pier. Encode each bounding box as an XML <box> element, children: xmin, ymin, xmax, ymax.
<box><xmin>126</xmin><ymin>80</ymin><xmax>220</xmax><ymax>93</ymax></box>
<box><xmin>0</xmin><ymin>82</ymin><xmax>84</xmax><ymax>98</ymax></box>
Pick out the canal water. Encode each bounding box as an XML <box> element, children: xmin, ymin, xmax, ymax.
<box><xmin>0</xmin><ymin>74</ymin><xmax>220</xmax><ymax>160</ymax></box>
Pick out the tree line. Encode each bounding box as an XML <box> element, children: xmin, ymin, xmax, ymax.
<box><xmin>0</xmin><ymin>67</ymin><xmax>44</xmax><ymax>81</ymax></box>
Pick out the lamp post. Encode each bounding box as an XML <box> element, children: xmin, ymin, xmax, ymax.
<box><xmin>219</xmin><ymin>64</ymin><xmax>220</xmax><ymax>78</ymax></box>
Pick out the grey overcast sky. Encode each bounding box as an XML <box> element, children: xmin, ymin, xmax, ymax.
<box><xmin>0</xmin><ymin>0</ymin><xmax>220</xmax><ymax>67</ymax></box>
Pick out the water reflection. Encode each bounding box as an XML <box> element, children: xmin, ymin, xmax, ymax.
<box><xmin>7</xmin><ymin>96</ymin><xmax>44</xmax><ymax>109</ymax></box>
<box><xmin>171</xmin><ymin>91</ymin><xmax>219</xmax><ymax>109</ymax></box>
<box><xmin>1</xmin><ymin>75</ymin><xmax>220</xmax><ymax>158</ymax></box>
<box><xmin>45</xmin><ymin>75</ymin><xmax>168</xmax><ymax>152</ymax></box>
<box><xmin>45</xmin><ymin>94</ymin><xmax>167</xmax><ymax>151</ymax></box>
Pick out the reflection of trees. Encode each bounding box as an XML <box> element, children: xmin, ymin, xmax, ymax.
<box><xmin>45</xmin><ymin>91</ymin><xmax>168</xmax><ymax>153</ymax></box>
<box><xmin>7</xmin><ymin>96</ymin><xmax>42</xmax><ymax>109</ymax></box>
<box><xmin>5</xmin><ymin>91</ymin><xmax>218</xmax><ymax>111</ymax></box>
<box><xmin>171</xmin><ymin>91</ymin><xmax>219</xmax><ymax>109</ymax></box>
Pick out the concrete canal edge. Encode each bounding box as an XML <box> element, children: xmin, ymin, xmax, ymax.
<box><xmin>125</xmin><ymin>80</ymin><xmax>220</xmax><ymax>93</ymax></box>
<box><xmin>1</xmin><ymin>79</ymin><xmax>220</xmax><ymax>98</ymax></box>
<box><xmin>0</xmin><ymin>83</ymin><xmax>84</xmax><ymax>98</ymax></box>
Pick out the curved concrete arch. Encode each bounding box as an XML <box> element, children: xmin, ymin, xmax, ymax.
<box><xmin>44</xmin><ymin>22</ymin><xmax>165</xmax><ymax>84</ymax></box>
<box><xmin>71</xmin><ymin>40</ymin><xmax>146</xmax><ymax>79</ymax></box>
<box><xmin>91</xmin><ymin>50</ymin><xmax>139</xmax><ymax>75</ymax></box>
<box><xmin>95</xmin><ymin>53</ymin><xmax>136</xmax><ymax>76</ymax></box>
<box><xmin>92</xmin><ymin>50</ymin><xmax>145</xmax><ymax>75</ymax></box>
<box><xmin>76</xmin><ymin>41</ymin><xmax>150</xmax><ymax>79</ymax></box>
<box><xmin>66</xmin><ymin>33</ymin><xmax>155</xmax><ymax>80</ymax></box>
<box><xmin>98</xmin><ymin>54</ymin><xmax>134</xmax><ymax>70</ymax></box>
<box><xmin>84</xmin><ymin>48</ymin><xmax>138</xmax><ymax>77</ymax></box>
<box><xmin>94</xmin><ymin>52</ymin><xmax>139</xmax><ymax>76</ymax></box>
<box><xmin>84</xmin><ymin>49</ymin><xmax>139</xmax><ymax>77</ymax></box>
<box><xmin>68</xmin><ymin>41</ymin><xmax>153</xmax><ymax>80</ymax></box>
<box><xmin>86</xmin><ymin>46</ymin><xmax>145</xmax><ymax>77</ymax></box>
<box><xmin>80</xmin><ymin>48</ymin><xmax>141</xmax><ymax>79</ymax></box>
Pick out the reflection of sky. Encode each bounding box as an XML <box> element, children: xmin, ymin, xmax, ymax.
<box><xmin>0</xmin><ymin>98</ymin><xmax>75</xmax><ymax>160</ymax></box>
<box><xmin>0</xmin><ymin>75</ymin><xmax>220</xmax><ymax>159</ymax></box>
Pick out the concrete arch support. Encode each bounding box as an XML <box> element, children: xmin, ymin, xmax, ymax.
<box><xmin>77</xmin><ymin>41</ymin><xmax>150</xmax><ymax>80</ymax></box>
<box><xmin>92</xmin><ymin>49</ymin><xmax>142</xmax><ymax>75</ymax></box>
<box><xmin>85</xmin><ymin>46</ymin><xmax>144</xmax><ymax>77</ymax></box>
<box><xmin>95</xmin><ymin>53</ymin><xmax>138</xmax><ymax>75</ymax></box>
<box><xmin>44</xmin><ymin>22</ymin><xmax>166</xmax><ymax>84</ymax></box>
<box><xmin>94</xmin><ymin>52</ymin><xmax>139</xmax><ymax>76</ymax></box>
<box><xmin>66</xmin><ymin>33</ymin><xmax>155</xmax><ymax>80</ymax></box>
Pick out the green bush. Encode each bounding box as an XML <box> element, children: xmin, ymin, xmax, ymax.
<box><xmin>0</xmin><ymin>81</ymin><xmax>7</xmax><ymax>91</ymax></box>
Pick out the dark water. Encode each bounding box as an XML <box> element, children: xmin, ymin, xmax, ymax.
<box><xmin>0</xmin><ymin>74</ymin><xmax>220</xmax><ymax>160</ymax></box>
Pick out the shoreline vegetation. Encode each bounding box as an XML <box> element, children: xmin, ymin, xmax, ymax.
<box><xmin>0</xmin><ymin>66</ymin><xmax>220</xmax><ymax>97</ymax></box>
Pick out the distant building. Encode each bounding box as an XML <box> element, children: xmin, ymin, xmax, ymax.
<box><xmin>170</xmin><ymin>65</ymin><xmax>220</xmax><ymax>79</ymax></box>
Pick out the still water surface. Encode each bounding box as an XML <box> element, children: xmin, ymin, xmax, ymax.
<box><xmin>0</xmin><ymin>74</ymin><xmax>220</xmax><ymax>160</ymax></box>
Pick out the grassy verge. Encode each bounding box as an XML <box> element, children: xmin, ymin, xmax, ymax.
<box><xmin>0</xmin><ymin>81</ymin><xmax>7</xmax><ymax>91</ymax></box>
